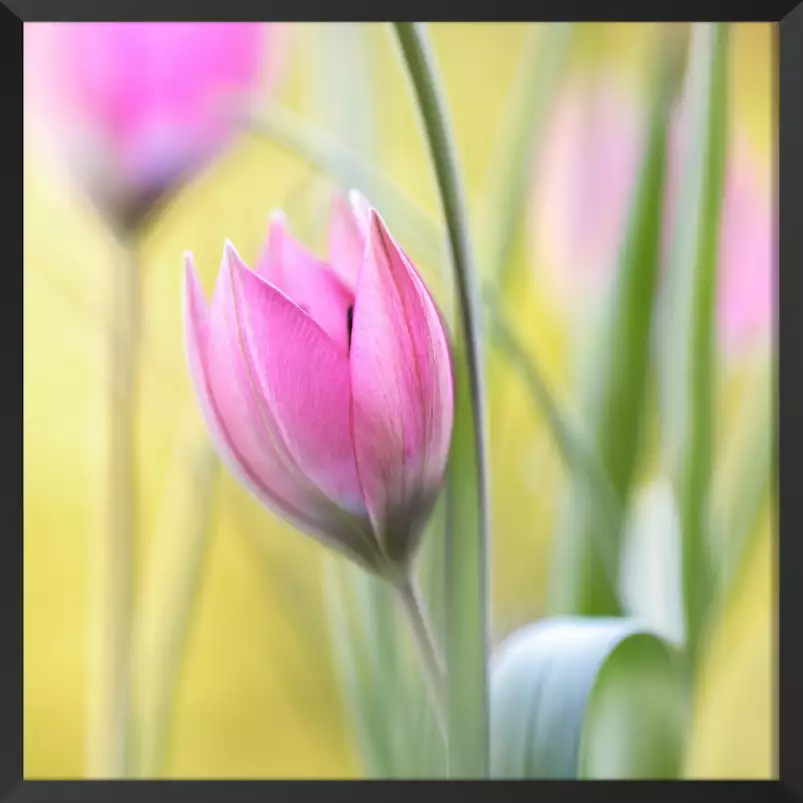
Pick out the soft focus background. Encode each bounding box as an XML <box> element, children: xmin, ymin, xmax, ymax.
<box><xmin>24</xmin><ymin>22</ymin><xmax>775</xmax><ymax>778</ymax></box>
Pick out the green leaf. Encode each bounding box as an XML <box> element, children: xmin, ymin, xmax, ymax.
<box><xmin>548</xmin><ymin>34</ymin><xmax>684</xmax><ymax>618</ymax></box>
<box><xmin>490</xmin><ymin>617</ymin><xmax>688</xmax><ymax>779</ymax></box>
<box><xmin>443</xmin><ymin>362</ymin><xmax>489</xmax><ymax>777</ymax></box>
<box><xmin>659</xmin><ymin>23</ymin><xmax>730</xmax><ymax>666</ymax></box>
<box><xmin>620</xmin><ymin>477</ymin><xmax>685</xmax><ymax>645</ymax></box>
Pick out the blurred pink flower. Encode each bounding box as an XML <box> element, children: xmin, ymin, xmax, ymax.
<box><xmin>183</xmin><ymin>191</ymin><xmax>454</xmax><ymax>580</ymax></box>
<box><xmin>532</xmin><ymin>83</ymin><xmax>644</xmax><ymax>299</ymax></box>
<box><xmin>715</xmin><ymin>140</ymin><xmax>774</xmax><ymax>350</ymax></box>
<box><xmin>24</xmin><ymin>22</ymin><xmax>282</xmax><ymax>229</ymax></box>
<box><xmin>531</xmin><ymin>80</ymin><xmax>773</xmax><ymax>355</ymax></box>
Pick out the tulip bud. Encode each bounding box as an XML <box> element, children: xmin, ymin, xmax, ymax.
<box><xmin>183</xmin><ymin>192</ymin><xmax>454</xmax><ymax>582</ymax></box>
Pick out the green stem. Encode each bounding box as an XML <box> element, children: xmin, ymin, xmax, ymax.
<box><xmin>87</xmin><ymin>239</ymin><xmax>139</xmax><ymax>777</ymax></box>
<box><xmin>396</xmin><ymin>578</ymin><xmax>447</xmax><ymax>739</ymax></box>
<box><xmin>393</xmin><ymin>22</ymin><xmax>490</xmax><ymax>778</ymax></box>
<box><xmin>662</xmin><ymin>23</ymin><xmax>729</xmax><ymax>667</ymax></box>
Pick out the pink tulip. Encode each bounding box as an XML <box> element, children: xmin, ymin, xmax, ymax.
<box><xmin>24</xmin><ymin>22</ymin><xmax>281</xmax><ymax>229</ymax></box>
<box><xmin>183</xmin><ymin>192</ymin><xmax>454</xmax><ymax>580</ymax></box>
<box><xmin>531</xmin><ymin>80</ymin><xmax>773</xmax><ymax>356</ymax></box>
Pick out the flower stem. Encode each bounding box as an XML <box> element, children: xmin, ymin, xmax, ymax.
<box><xmin>662</xmin><ymin>23</ymin><xmax>729</xmax><ymax>669</ymax></box>
<box><xmin>392</xmin><ymin>24</ymin><xmax>487</xmax><ymax>398</ymax></box>
<box><xmin>393</xmin><ymin>23</ymin><xmax>490</xmax><ymax>777</ymax></box>
<box><xmin>86</xmin><ymin>237</ymin><xmax>139</xmax><ymax>777</ymax></box>
<box><xmin>396</xmin><ymin>578</ymin><xmax>446</xmax><ymax>738</ymax></box>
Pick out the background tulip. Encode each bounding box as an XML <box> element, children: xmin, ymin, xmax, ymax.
<box><xmin>24</xmin><ymin>22</ymin><xmax>281</xmax><ymax>231</ymax></box>
<box><xmin>184</xmin><ymin>193</ymin><xmax>454</xmax><ymax>582</ymax></box>
<box><xmin>24</xmin><ymin>20</ymin><xmax>286</xmax><ymax>778</ymax></box>
<box><xmin>531</xmin><ymin>77</ymin><xmax>773</xmax><ymax>356</ymax></box>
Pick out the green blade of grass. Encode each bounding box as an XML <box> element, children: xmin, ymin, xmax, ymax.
<box><xmin>659</xmin><ymin>23</ymin><xmax>730</xmax><ymax>667</ymax></box>
<box><xmin>548</xmin><ymin>34</ymin><xmax>684</xmax><ymax>618</ymax></box>
<box><xmin>393</xmin><ymin>23</ymin><xmax>491</xmax><ymax>778</ymax></box>
<box><xmin>441</xmin><ymin>371</ymin><xmax>488</xmax><ymax>777</ymax></box>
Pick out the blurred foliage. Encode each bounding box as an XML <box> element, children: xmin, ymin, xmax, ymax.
<box><xmin>24</xmin><ymin>22</ymin><xmax>774</xmax><ymax>778</ymax></box>
<box><xmin>548</xmin><ymin>29</ymin><xmax>679</xmax><ymax>617</ymax></box>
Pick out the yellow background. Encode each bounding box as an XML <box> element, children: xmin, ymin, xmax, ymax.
<box><xmin>24</xmin><ymin>23</ymin><xmax>775</xmax><ymax>778</ymax></box>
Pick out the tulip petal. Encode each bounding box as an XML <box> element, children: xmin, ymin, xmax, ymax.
<box><xmin>349</xmin><ymin>211</ymin><xmax>454</xmax><ymax>565</ymax></box>
<box><xmin>226</xmin><ymin>244</ymin><xmax>367</xmax><ymax>520</ymax></box>
<box><xmin>185</xmin><ymin>252</ymin><xmax>303</xmax><ymax>515</ymax></box>
<box><xmin>256</xmin><ymin>214</ymin><xmax>355</xmax><ymax>353</ymax></box>
<box><xmin>189</xmin><ymin>249</ymin><xmax>377</xmax><ymax>569</ymax></box>
<box><xmin>349</xmin><ymin>188</ymin><xmax>373</xmax><ymax>230</ymax></box>
<box><xmin>327</xmin><ymin>191</ymin><xmax>369</xmax><ymax>290</ymax></box>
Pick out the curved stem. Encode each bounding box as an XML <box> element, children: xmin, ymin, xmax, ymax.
<box><xmin>393</xmin><ymin>23</ymin><xmax>490</xmax><ymax>777</ymax></box>
<box><xmin>396</xmin><ymin>578</ymin><xmax>446</xmax><ymax>737</ymax></box>
<box><xmin>392</xmin><ymin>26</ymin><xmax>487</xmax><ymax>423</ymax></box>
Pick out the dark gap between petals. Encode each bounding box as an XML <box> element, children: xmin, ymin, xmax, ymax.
<box><xmin>346</xmin><ymin>304</ymin><xmax>354</xmax><ymax>352</ymax></box>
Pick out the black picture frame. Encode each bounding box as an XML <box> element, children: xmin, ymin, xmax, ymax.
<box><xmin>13</xmin><ymin>5</ymin><xmax>798</xmax><ymax>801</ymax></box>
